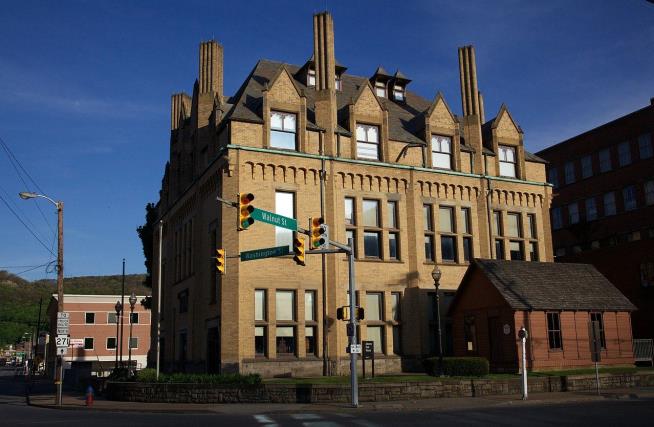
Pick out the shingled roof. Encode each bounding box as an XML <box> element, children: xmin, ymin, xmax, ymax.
<box><xmin>452</xmin><ymin>259</ymin><xmax>636</xmax><ymax>312</ymax></box>
<box><xmin>223</xmin><ymin>59</ymin><xmax>544</xmax><ymax>159</ymax></box>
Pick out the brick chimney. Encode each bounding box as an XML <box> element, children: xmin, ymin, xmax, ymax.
<box><xmin>196</xmin><ymin>40</ymin><xmax>223</xmax><ymax>128</ymax></box>
<box><xmin>313</xmin><ymin>11</ymin><xmax>338</xmax><ymax>156</ymax></box>
<box><xmin>170</xmin><ymin>93</ymin><xmax>191</xmax><ymax>130</ymax></box>
<box><xmin>458</xmin><ymin>45</ymin><xmax>484</xmax><ymax>173</ymax></box>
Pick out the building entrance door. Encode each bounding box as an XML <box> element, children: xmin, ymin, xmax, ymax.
<box><xmin>206</xmin><ymin>327</ymin><xmax>220</xmax><ymax>374</ymax></box>
<box><xmin>488</xmin><ymin>316</ymin><xmax>504</xmax><ymax>369</ymax></box>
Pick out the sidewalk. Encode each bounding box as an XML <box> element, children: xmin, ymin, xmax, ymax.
<box><xmin>28</xmin><ymin>387</ymin><xmax>654</xmax><ymax>414</ymax></box>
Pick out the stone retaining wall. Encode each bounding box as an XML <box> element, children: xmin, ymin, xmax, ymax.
<box><xmin>106</xmin><ymin>372</ymin><xmax>654</xmax><ymax>404</ymax></box>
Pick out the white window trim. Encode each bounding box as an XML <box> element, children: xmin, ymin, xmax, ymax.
<box><xmin>84</xmin><ymin>312</ymin><xmax>95</xmax><ymax>324</ymax></box>
<box><xmin>106</xmin><ymin>337</ymin><xmax>117</xmax><ymax>351</ymax></box>
<box><xmin>84</xmin><ymin>337</ymin><xmax>94</xmax><ymax>350</ymax></box>
<box><xmin>129</xmin><ymin>337</ymin><xmax>139</xmax><ymax>350</ymax></box>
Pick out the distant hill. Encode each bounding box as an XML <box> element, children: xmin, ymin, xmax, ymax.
<box><xmin>0</xmin><ymin>271</ymin><xmax>150</xmax><ymax>347</ymax></box>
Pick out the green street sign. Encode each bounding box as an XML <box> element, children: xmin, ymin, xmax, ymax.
<box><xmin>251</xmin><ymin>208</ymin><xmax>298</xmax><ymax>231</ymax></box>
<box><xmin>240</xmin><ymin>245</ymin><xmax>290</xmax><ymax>262</ymax></box>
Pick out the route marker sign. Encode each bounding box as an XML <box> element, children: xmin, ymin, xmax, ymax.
<box><xmin>240</xmin><ymin>245</ymin><xmax>290</xmax><ymax>262</ymax></box>
<box><xmin>55</xmin><ymin>336</ymin><xmax>70</xmax><ymax>348</ymax></box>
<box><xmin>251</xmin><ymin>208</ymin><xmax>297</xmax><ymax>231</ymax></box>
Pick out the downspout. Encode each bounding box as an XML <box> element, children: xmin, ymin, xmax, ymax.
<box><xmin>395</xmin><ymin>142</ymin><xmax>424</xmax><ymax>164</ymax></box>
<box><xmin>484</xmin><ymin>154</ymin><xmax>495</xmax><ymax>258</ymax></box>
<box><xmin>319</xmin><ymin>129</ymin><xmax>329</xmax><ymax>376</ymax></box>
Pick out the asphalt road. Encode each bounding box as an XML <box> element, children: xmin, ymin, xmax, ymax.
<box><xmin>2</xmin><ymin>367</ymin><xmax>654</xmax><ymax>426</ymax></box>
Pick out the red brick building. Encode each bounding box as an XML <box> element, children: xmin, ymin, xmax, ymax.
<box><xmin>449</xmin><ymin>260</ymin><xmax>635</xmax><ymax>372</ymax></box>
<box><xmin>47</xmin><ymin>294</ymin><xmax>151</xmax><ymax>378</ymax></box>
<box><xmin>536</xmin><ymin>99</ymin><xmax>654</xmax><ymax>339</ymax></box>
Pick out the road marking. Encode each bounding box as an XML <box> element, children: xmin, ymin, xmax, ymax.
<box><xmin>253</xmin><ymin>414</ymin><xmax>277</xmax><ymax>426</ymax></box>
<box><xmin>291</xmin><ymin>413</ymin><xmax>322</xmax><ymax>420</ymax></box>
<box><xmin>301</xmin><ymin>422</ymin><xmax>340</xmax><ymax>427</ymax></box>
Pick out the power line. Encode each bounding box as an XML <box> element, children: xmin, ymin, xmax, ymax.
<box><xmin>0</xmin><ymin>192</ymin><xmax>56</xmax><ymax>257</ymax></box>
<box><xmin>0</xmin><ymin>135</ymin><xmax>56</xmax><ymax>241</ymax></box>
<box><xmin>14</xmin><ymin>263</ymin><xmax>51</xmax><ymax>276</ymax></box>
<box><xmin>0</xmin><ymin>182</ymin><xmax>52</xmax><ymax>247</ymax></box>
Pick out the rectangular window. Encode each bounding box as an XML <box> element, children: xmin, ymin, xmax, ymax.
<box><xmin>84</xmin><ymin>337</ymin><xmax>94</xmax><ymax>350</ymax></box>
<box><xmin>493</xmin><ymin>211</ymin><xmax>502</xmax><ymax>236</ymax></box>
<box><xmin>129</xmin><ymin>337</ymin><xmax>138</xmax><ymax>349</ymax></box>
<box><xmin>509</xmin><ymin>241</ymin><xmax>524</xmax><ymax>260</ymax></box>
<box><xmin>527</xmin><ymin>214</ymin><xmax>537</xmax><ymax>239</ymax></box>
<box><xmin>498</xmin><ymin>146</ymin><xmax>517</xmax><ymax>177</ymax></box>
<box><xmin>645</xmin><ymin>181</ymin><xmax>654</xmax><ymax>206</ymax></box>
<box><xmin>547</xmin><ymin>312</ymin><xmax>562</xmax><ymax>350</ymax></box>
<box><xmin>506</xmin><ymin>213</ymin><xmax>521</xmax><ymax>237</ymax></box>
<box><xmin>581</xmin><ymin>155</ymin><xmax>593</xmax><ymax>179</ymax></box>
<box><xmin>362</xmin><ymin>199</ymin><xmax>379</xmax><ymax>227</ymax></box>
<box><xmin>391</xmin><ymin>292</ymin><xmax>401</xmax><ymax>322</ymax></box>
<box><xmin>366</xmin><ymin>292</ymin><xmax>383</xmax><ymax>321</ymax></box>
<box><xmin>374</xmin><ymin>81</ymin><xmax>386</xmax><ymax>98</ymax></box>
<box><xmin>270</xmin><ymin>111</ymin><xmax>297</xmax><ymax>150</ymax></box>
<box><xmin>423</xmin><ymin>205</ymin><xmax>433</xmax><ymax>231</ymax></box>
<box><xmin>618</xmin><ymin>141</ymin><xmax>631</xmax><ymax>166</ymax></box>
<box><xmin>623</xmin><ymin>185</ymin><xmax>637</xmax><ymax>211</ymax></box>
<box><xmin>276</xmin><ymin>326</ymin><xmax>295</xmax><ymax>355</ymax></box>
<box><xmin>307</xmin><ymin>69</ymin><xmax>316</xmax><ymax>87</ymax></box>
<box><xmin>367</xmin><ymin>325</ymin><xmax>384</xmax><ymax>353</ymax></box>
<box><xmin>548</xmin><ymin>168</ymin><xmax>559</xmax><ymax>188</ymax></box>
<box><xmin>461</xmin><ymin>208</ymin><xmax>471</xmax><ymax>235</ymax></box>
<box><xmin>585</xmin><ymin>198</ymin><xmax>598</xmax><ymax>221</ymax></box>
<box><xmin>387</xmin><ymin>201</ymin><xmax>397</xmax><ymax>228</ymax></box>
<box><xmin>344</xmin><ymin>197</ymin><xmax>355</xmax><ymax>225</ymax></box>
<box><xmin>305</xmin><ymin>326</ymin><xmax>316</xmax><ymax>355</ymax></box>
<box><xmin>130</xmin><ymin>313</ymin><xmax>139</xmax><ymax>324</ymax></box>
<box><xmin>431</xmin><ymin>135</ymin><xmax>452</xmax><ymax>169</ymax></box>
<box><xmin>255</xmin><ymin>289</ymin><xmax>266</xmax><ymax>321</ymax></box>
<box><xmin>638</xmin><ymin>133</ymin><xmax>653</xmax><ymax>159</ymax></box>
<box><xmin>604</xmin><ymin>192</ymin><xmax>617</xmax><ymax>216</ymax></box>
<box><xmin>106</xmin><ymin>337</ymin><xmax>117</xmax><ymax>350</ymax></box>
<box><xmin>393</xmin><ymin>85</ymin><xmax>404</xmax><ymax>101</ymax></box>
<box><xmin>85</xmin><ymin>313</ymin><xmax>95</xmax><ymax>324</ymax></box>
<box><xmin>388</xmin><ymin>232</ymin><xmax>399</xmax><ymax>260</ymax></box>
<box><xmin>346</xmin><ymin>230</ymin><xmax>356</xmax><ymax>254</ymax></box>
<box><xmin>441</xmin><ymin>236</ymin><xmax>457</xmax><ymax>262</ymax></box>
<box><xmin>439</xmin><ymin>206</ymin><xmax>454</xmax><ymax>233</ymax></box>
<box><xmin>275</xmin><ymin>191</ymin><xmax>295</xmax><ymax>250</ymax></box>
<box><xmin>564</xmin><ymin>161</ymin><xmax>575</xmax><ymax>184</ymax></box>
<box><xmin>393</xmin><ymin>325</ymin><xmax>401</xmax><ymax>355</ymax></box>
<box><xmin>568</xmin><ymin>202</ymin><xmax>579</xmax><ymax>224</ymax></box>
<box><xmin>495</xmin><ymin>239</ymin><xmax>505</xmax><ymax>259</ymax></box>
<box><xmin>463</xmin><ymin>237</ymin><xmax>473</xmax><ymax>262</ymax></box>
<box><xmin>108</xmin><ymin>312</ymin><xmax>118</xmax><ymax>324</ymax></box>
<box><xmin>552</xmin><ymin>207</ymin><xmax>562</xmax><ymax>230</ymax></box>
<box><xmin>364</xmin><ymin>231</ymin><xmax>381</xmax><ymax>258</ymax></box>
<box><xmin>424</xmin><ymin>235</ymin><xmax>434</xmax><ymax>262</ymax></box>
<box><xmin>276</xmin><ymin>290</ymin><xmax>295</xmax><ymax>321</ymax></box>
<box><xmin>255</xmin><ymin>326</ymin><xmax>266</xmax><ymax>356</ymax></box>
<box><xmin>304</xmin><ymin>290</ymin><xmax>316</xmax><ymax>322</ymax></box>
<box><xmin>590</xmin><ymin>312</ymin><xmax>606</xmax><ymax>349</ymax></box>
<box><xmin>356</xmin><ymin>123</ymin><xmax>380</xmax><ymax>160</ymax></box>
<box><xmin>335</xmin><ymin>75</ymin><xmax>342</xmax><ymax>90</ymax></box>
<box><xmin>599</xmin><ymin>148</ymin><xmax>612</xmax><ymax>172</ymax></box>
<box><xmin>529</xmin><ymin>241</ymin><xmax>539</xmax><ymax>261</ymax></box>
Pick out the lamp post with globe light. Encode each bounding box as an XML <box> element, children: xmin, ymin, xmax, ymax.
<box><xmin>431</xmin><ymin>266</ymin><xmax>444</xmax><ymax>376</ymax></box>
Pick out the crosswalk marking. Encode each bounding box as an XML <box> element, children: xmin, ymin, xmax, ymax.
<box><xmin>253</xmin><ymin>414</ymin><xmax>277</xmax><ymax>426</ymax></box>
<box><xmin>291</xmin><ymin>413</ymin><xmax>323</xmax><ymax>420</ymax></box>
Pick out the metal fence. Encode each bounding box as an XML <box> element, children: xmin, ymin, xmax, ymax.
<box><xmin>633</xmin><ymin>339</ymin><xmax>654</xmax><ymax>365</ymax></box>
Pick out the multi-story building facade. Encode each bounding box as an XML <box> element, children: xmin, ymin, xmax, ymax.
<box><xmin>537</xmin><ymin>99</ymin><xmax>654</xmax><ymax>339</ymax></box>
<box><xmin>151</xmin><ymin>11</ymin><xmax>553</xmax><ymax>376</ymax></box>
<box><xmin>47</xmin><ymin>294</ymin><xmax>151</xmax><ymax>377</ymax></box>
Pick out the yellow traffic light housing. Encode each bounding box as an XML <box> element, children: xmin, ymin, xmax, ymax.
<box><xmin>216</xmin><ymin>249</ymin><xmax>226</xmax><ymax>275</ymax></box>
<box><xmin>336</xmin><ymin>306</ymin><xmax>350</xmax><ymax>321</ymax></box>
<box><xmin>238</xmin><ymin>193</ymin><xmax>255</xmax><ymax>230</ymax></box>
<box><xmin>309</xmin><ymin>217</ymin><xmax>328</xmax><ymax>250</ymax></box>
<box><xmin>293</xmin><ymin>234</ymin><xmax>306</xmax><ymax>266</ymax></box>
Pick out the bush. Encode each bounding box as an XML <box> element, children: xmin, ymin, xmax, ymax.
<box><xmin>423</xmin><ymin>357</ymin><xmax>489</xmax><ymax>377</ymax></box>
<box><xmin>133</xmin><ymin>368</ymin><xmax>261</xmax><ymax>386</ymax></box>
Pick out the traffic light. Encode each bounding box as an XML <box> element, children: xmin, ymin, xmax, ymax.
<box><xmin>309</xmin><ymin>217</ymin><xmax>328</xmax><ymax>250</ymax></box>
<box><xmin>356</xmin><ymin>307</ymin><xmax>364</xmax><ymax>320</ymax></box>
<box><xmin>238</xmin><ymin>193</ymin><xmax>255</xmax><ymax>230</ymax></box>
<box><xmin>336</xmin><ymin>306</ymin><xmax>350</xmax><ymax>321</ymax></box>
<box><xmin>216</xmin><ymin>249</ymin><xmax>226</xmax><ymax>275</ymax></box>
<box><xmin>293</xmin><ymin>234</ymin><xmax>306</xmax><ymax>266</ymax></box>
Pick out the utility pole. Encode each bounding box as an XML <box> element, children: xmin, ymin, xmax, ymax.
<box><xmin>156</xmin><ymin>220</ymin><xmax>163</xmax><ymax>381</ymax></box>
<box><xmin>55</xmin><ymin>201</ymin><xmax>64</xmax><ymax>406</ymax></box>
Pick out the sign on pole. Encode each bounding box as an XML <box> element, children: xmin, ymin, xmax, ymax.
<box><xmin>55</xmin><ymin>336</ymin><xmax>70</xmax><ymax>348</ymax></box>
<box><xmin>240</xmin><ymin>245</ymin><xmax>290</xmax><ymax>262</ymax></box>
<box><xmin>251</xmin><ymin>208</ymin><xmax>298</xmax><ymax>231</ymax></box>
<box><xmin>56</xmin><ymin>312</ymin><xmax>70</xmax><ymax>335</ymax></box>
<box><xmin>70</xmin><ymin>339</ymin><xmax>84</xmax><ymax>348</ymax></box>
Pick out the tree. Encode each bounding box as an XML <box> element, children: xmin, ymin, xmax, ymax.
<box><xmin>136</xmin><ymin>202</ymin><xmax>158</xmax><ymax>288</ymax></box>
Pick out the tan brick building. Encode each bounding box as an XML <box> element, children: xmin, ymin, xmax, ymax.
<box><xmin>151</xmin><ymin>11</ymin><xmax>553</xmax><ymax>376</ymax></box>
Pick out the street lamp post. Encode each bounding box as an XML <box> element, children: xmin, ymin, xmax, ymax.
<box><xmin>19</xmin><ymin>191</ymin><xmax>64</xmax><ymax>406</ymax></box>
<box><xmin>114</xmin><ymin>301</ymin><xmax>121</xmax><ymax>370</ymax></box>
<box><xmin>431</xmin><ymin>266</ymin><xmax>444</xmax><ymax>376</ymax></box>
<box><xmin>128</xmin><ymin>292</ymin><xmax>137</xmax><ymax>376</ymax></box>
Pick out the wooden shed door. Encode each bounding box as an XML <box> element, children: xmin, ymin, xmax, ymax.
<box><xmin>488</xmin><ymin>316</ymin><xmax>504</xmax><ymax>366</ymax></box>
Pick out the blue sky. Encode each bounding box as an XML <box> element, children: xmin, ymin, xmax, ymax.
<box><xmin>1</xmin><ymin>1</ymin><xmax>653</xmax><ymax>280</ymax></box>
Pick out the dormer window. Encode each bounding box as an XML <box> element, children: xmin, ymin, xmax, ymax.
<box><xmin>356</xmin><ymin>123</ymin><xmax>380</xmax><ymax>160</ymax></box>
<box><xmin>307</xmin><ymin>69</ymin><xmax>316</xmax><ymax>87</ymax></box>
<box><xmin>499</xmin><ymin>145</ymin><xmax>517</xmax><ymax>178</ymax></box>
<box><xmin>335</xmin><ymin>74</ymin><xmax>342</xmax><ymax>91</ymax></box>
<box><xmin>393</xmin><ymin>85</ymin><xmax>405</xmax><ymax>101</ymax></box>
<box><xmin>270</xmin><ymin>111</ymin><xmax>297</xmax><ymax>150</ymax></box>
<box><xmin>431</xmin><ymin>135</ymin><xmax>452</xmax><ymax>169</ymax></box>
<box><xmin>375</xmin><ymin>81</ymin><xmax>386</xmax><ymax>98</ymax></box>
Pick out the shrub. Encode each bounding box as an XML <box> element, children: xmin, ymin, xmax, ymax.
<box><xmin>133</xmin><ymin>369</ymin><xmax>261</xmax><ymax>386</ymax></box>
<box><xmin>423</xmin><ymin>357</ymin><xmax>489</xmax><ymax>377</ymax></box>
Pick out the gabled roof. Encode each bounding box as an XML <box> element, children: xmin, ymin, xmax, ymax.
<box><xmin>371</xmin><ymin>66</ymin><xmax>392</xmax><ymax>80</ymax></box>
<box><xmin>392</xmin><ymin>70</ymin><xmax>411</xmax><ymax>84</ymax></box>
<box><xmin>450</xmin><ymin>259</ymin><xmax>636</xmax><ymax>314</ymax></box>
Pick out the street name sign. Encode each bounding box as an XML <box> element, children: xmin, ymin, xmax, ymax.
<box><xmin>349</xmin><ymin>344</ymin><xmax>362</xmax><ymax>354</ymax></box>
<box><xmin>70</xmin><ymin>339</ymin><xmax>84</xmax><ymax>348</ymax></box>
<box><xmin>56</xmin><ymin>327</ymin><xmax>69</xmax><ymax>335</ymax></box>
<box><xmin>251</xmin><ymin>208</ymin><xmax>297</xmax><ymax>231</ymax></box>
<box><xmin>240</xmin><ymin>245</ymin><xmax>290</xmax><ymax>262</ymax></box>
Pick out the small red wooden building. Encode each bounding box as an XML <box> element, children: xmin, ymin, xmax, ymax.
<box><xmin>448</xmin><ymin>259</ymin><xmax>636</xmax><ymax>372</ymax></box>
